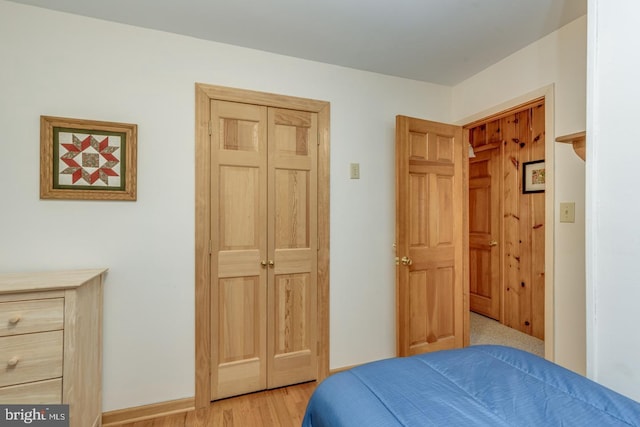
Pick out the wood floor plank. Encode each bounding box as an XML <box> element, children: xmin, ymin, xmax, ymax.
<box><xmin>111</xmin><ymin>382</ymin><xmax>316</xmax><ymax>427</ymax></box>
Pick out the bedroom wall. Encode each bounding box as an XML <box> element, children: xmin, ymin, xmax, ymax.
<box><xmin>451</xmin><ymin>16</ymin><xmax>588</xmax><ymax>375</ymax></box>
<box><xmin>586</xmin><ymin>0</ymin><xmax>640</xmax><ymax>401</ymax></box>
<box><xmin>0</xmin><ymin>1</ymin><xmax>452</xmax><ymax>411</ymax></box>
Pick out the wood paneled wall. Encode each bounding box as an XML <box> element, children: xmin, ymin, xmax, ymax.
<box><xmin>468</xmin><ymin>100</ymin><xmax>545</xmax><ymax>339</ymax></box>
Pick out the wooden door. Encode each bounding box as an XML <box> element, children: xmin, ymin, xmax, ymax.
<box><xmin>210</xmin><ymin>101</ymin><xmax>318</xmax><ymax>400</ymax></box>
<box><xmin>267</xmin><ymin>108</ymin><xmax>318</xmax><ymax>388</ymax></box>
<box><xmin>395</xmin><ymin>116</ymin><xmax>466</xmax><ymax>356</ymax></box>
<box><xmin>210</xmin><ymin>100</ymin><xmax>268</xmax><ymax>399</ymax></box>
<box><xmin>469</xmin><ymin>144</ymin><xmax>501</xmax><ymax>320</ymax></box>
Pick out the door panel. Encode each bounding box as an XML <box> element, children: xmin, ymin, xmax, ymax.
<box><xmin>396</xmin><ymin>116</ymin><xmax>465</xmax><ymax>356</ymax></box>
<box><xmin>469</xmin><ymin>145</ymin><xmax>501</xmax><ymax>320</ymax></box>
<box><xmin>216</xmin><ymin>277</ymin><xmax>262</xmax><ymax>396</ymax></box>
<box><xmin>211</xmin><ymin>100</ymin><xmax>268</xmax><ymax>400</ymax></box>
<box><xmin>219</xmin><ymin>166</ymin><xmax>260</xmax><ymax>250</ymax></box>
<box><xmin>267</xmin><ymin>108</ymin><xmax>318</xmax><ymax>388</ymax></box>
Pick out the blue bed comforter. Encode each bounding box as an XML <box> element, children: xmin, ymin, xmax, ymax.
<box><xmin>302</xmin><ymin>345</ymin><xmax>640</xmax><ymax>426</ymax></box>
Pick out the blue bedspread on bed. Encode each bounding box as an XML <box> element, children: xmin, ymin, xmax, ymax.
<box><xmin>302</xmin><ymin>345</ymin><xmax>640</xmax><ymax>426</ymax></box>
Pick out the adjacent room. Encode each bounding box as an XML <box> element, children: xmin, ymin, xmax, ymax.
<box><xmin>2</xmin><ymin>0</ymin><xmax>640</xmax><ymax>425</ymax></box>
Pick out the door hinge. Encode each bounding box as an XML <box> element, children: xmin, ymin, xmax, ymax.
<box><xmin>209</xmin><ymin>240</ymin><xmax>212</xmax><ymax>255</ymax></box>
<box><xmin>208</xmin><ymin>121</ymin><xmax>212</xmax><ymax>136</ymax></box>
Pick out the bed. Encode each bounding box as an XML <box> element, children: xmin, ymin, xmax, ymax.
<box><xmin>302</xmin><ymin>345</ymin><xmax>640</xmax><ymax>426</ymax></box>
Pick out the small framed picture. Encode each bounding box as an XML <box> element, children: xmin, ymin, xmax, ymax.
<box><xmin>522</xmin><ymin>160</ymin><xmax>545</xmax><ymax>194</ymax></box>
<box><xmin>40</xmin><ymin>116</ymin><xmax>137</xmax><ymax>200</ymax></box>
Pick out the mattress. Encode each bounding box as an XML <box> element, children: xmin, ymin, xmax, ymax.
<box><xmin>302</xmin><ymin>345</ymin><xmax>640</xmax><ymax>426</ymax></box>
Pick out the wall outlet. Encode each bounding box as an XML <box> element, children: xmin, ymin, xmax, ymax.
<box><xmin>350</xmin><ymin>163</ymin><xmax>360</xmax><ymax>179</ymax></box>
<box><xmin>560</xmin><ymin>202</ymin><xmax>575</xmax><ymax>223</ymax></box>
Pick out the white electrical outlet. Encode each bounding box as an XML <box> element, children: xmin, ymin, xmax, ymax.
<box><xmin>559</xmin><ymin>202</ymin><xmax>575</xmax><ymax>223</ymax></box>
<box><xmin>350</xmin><ymin>163</ymin><xmax>360</xmax><ymax>179</ymax></box>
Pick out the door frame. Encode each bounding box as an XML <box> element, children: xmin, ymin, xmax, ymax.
<box><xmin>458</xmin><ymin>85</ymin><xmax>555</xmax><ymax>361</ymax></box>
<box><xmin>194</xmin><ymin>83</ymin><xmax>331</xmax><ymax>408</ymax></box>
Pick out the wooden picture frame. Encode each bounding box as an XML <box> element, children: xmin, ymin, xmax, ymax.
<box><xmin>40</xmin><ymin>116</ymin><xmax>137</xmax><ymax>200</ymax></box>
<box><xmin>522</xmin><ymin>160</ymin><xmax>545</xmax><ymax>194</ymax></box>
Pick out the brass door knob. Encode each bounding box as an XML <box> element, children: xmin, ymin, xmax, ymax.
<box><xmin>401</xmin><ymin>256</ymin><xmax>413</xmax><ymax>266</ymax></box>
<box><xmin>489</xmin><ymin>240</ymin><xmax>498</xmax><ymax>247</ymax></box>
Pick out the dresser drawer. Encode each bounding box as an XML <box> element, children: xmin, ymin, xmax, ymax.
<box><xmin>0</xmin><ymin>378</ymin><xmax>62</xmax><ymax>404</ymax></box>
<box><xmin>0</xmin><ymin>298</ymin><xmax>64</xmax><ymax>337</ymax></box>
<box><xmin>0</xmin><ymin>330</ymin><xmax>63</xmax><ymax>387</ymax></box>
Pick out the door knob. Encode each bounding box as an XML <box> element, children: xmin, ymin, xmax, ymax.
<box><xmin>268</xmin><ymin>260</ymin><xmax>274</xmax><ymax>267</ymax></box>
<box><xmin>401</xmin><ymin>256</ymin><xmax>413</xmax><ymax>266</ymax></box>
<box><xmin>261</xmin><ymin>260</ymin><xmax>267</xmax><ymax>267</ymax></box>
<box><xmin>489</xmin><ymin>240</ymin><xmax>498</xmax><ymax>247</ymax></box>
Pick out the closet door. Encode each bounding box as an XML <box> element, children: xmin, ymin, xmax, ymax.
<box><xmin>267</xmin><ymin>108</ymin><xmax>318</xmax><ymax>388</ymax></box>
<box><xmin>210</xmin><ymin>101</ymin><xmax>318</xmax><ymax>399</ymax></box>
<box><xmin>210</xmin><ymin>100</ymin><xmax>268</xmax><ymax>399</ymax></box>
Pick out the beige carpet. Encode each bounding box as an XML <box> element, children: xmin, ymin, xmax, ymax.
<box><xmin>470</xmin><ymin>311</ymin><xmax>544</xmax><ymax>357</ymax></box>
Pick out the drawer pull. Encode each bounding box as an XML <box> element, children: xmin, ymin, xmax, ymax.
<box><xmin>7</xmin><ymin>356</ymin><xmax>19</xmax><ymax>367</ymax></box>
<box><xmin>8</xmin><ymin>315</ymin><xmax>21</xmax><ymax>325</ymax></box>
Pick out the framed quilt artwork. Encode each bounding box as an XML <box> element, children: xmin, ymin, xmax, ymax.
<box><xmin>40</xmin><ymin>116</ymin><xmax>137</xmax><ymax>200</ymax></box>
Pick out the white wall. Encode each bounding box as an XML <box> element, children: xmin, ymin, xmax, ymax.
<box><xmin>0</xmin><ymin>1</ymin><xmax>451</xmax><ymax>411</ymax></box>
<box><xmin>452</xmin><ymin>16</ymin><xmax>588</xmax><ymax>374</ymax></box>
<box><xmin>587</xmin><ymin>0</ymin><xmax>640</xmax><ymax>401</ymax></box>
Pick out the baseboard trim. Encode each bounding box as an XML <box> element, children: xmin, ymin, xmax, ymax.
<box><xmin>329</xmin><ymin>363</ymin><xmax>360</xmax><ymax>375</ymax></box>
<box><xmin>102</xmin><ymin>397</ymin><xmax>195</xmax><ymax>426</ymax></box>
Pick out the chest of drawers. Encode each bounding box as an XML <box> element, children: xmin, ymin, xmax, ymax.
<box><xmin>0</xmin><ymin>269</ymin><xmax>106</xmax><ymax>427</ymax></box>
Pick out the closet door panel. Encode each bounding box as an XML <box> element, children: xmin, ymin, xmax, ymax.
<box><xmin>215</xmin><ymin>277</ymin><xmax>263</xmax><ymax>396</ymax></box>
<box><xmin>272</xmin><ymin>273</ymin><xmax>313</xmax><ymax>371</ymax></box>
<box><xmin>267</xmin><ymin>108</ymin><xmax>318</xmax><ymax>388</ymax></box>
<box><xmin>211</xmin><ymin>100</ymin><xmax>268</xmax><ymax>400</ymax></box>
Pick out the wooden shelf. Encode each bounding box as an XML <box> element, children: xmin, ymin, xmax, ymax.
<box><xmin>556</xmin><ymin>131</ymin><xmax>586</xmax><ymax>161</ymax></box>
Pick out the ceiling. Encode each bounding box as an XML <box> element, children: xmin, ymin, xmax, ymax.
<box><xmin>8</xmin><ymin>0</ymin><xmax>586</xmax><ymax>85</ymax></box>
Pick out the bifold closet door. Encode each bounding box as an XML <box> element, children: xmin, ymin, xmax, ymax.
<box><xmin>267</xmin><ymin>108</ymin><xmax>318</xmax><ymax>389</ymax></box>
<box><xmin>210</xmin><ymin>100</ymin><xmax>318</xmax><ymax>400</ymax></box>
<box><xmin>210</xmin><ymin>100</ymin><xmax>268</xmax><ymax>400</ymax></box>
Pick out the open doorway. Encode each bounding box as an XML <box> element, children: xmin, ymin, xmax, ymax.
<box><xmin>466</xmin><ymin>97</ymin><xmax>547</xmax><ymax>357</ymax></box>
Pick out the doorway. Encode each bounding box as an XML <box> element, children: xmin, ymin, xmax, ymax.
<box><xmin>464</xmin><ymin>93</ymin><xmax>552</xmax><ymax>357</ymax></box>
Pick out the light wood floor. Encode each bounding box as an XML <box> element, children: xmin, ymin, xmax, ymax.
<box><xmin>113</xmin><ymin>382</ymin><xmax>316</xmax><ymax>427</ymax></box>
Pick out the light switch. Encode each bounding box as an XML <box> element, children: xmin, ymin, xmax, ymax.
<box><xmin>560</xmin><ymin>202</ymin><xmax>575</xmax><ymax>223</ymax></box>
<box><xmin>350</xmin><ymin>163</ymin><xmax>360</xmax><ymax>179</ymax></box>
